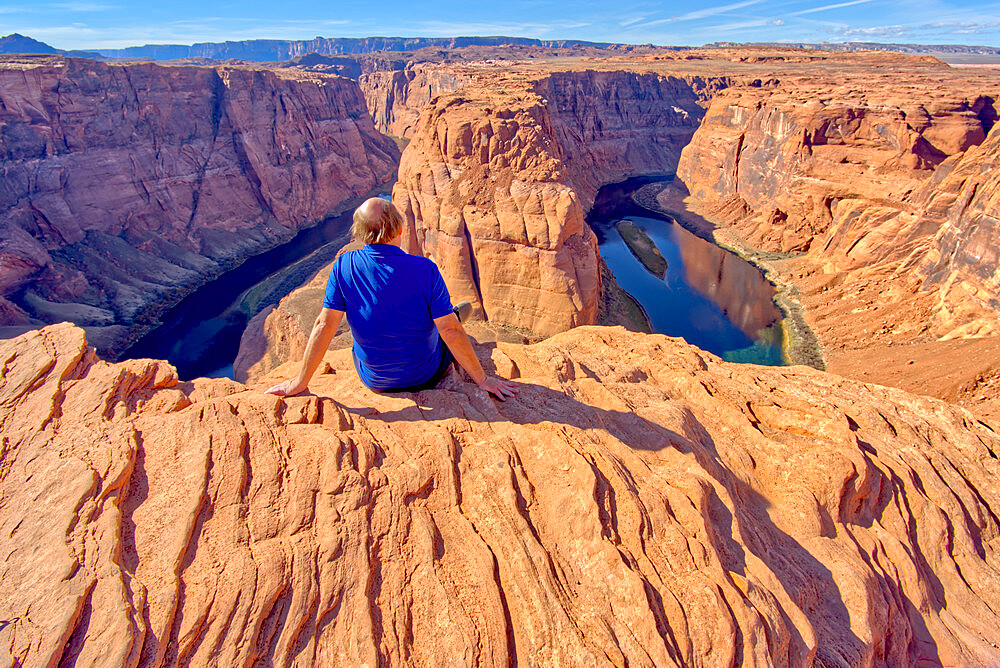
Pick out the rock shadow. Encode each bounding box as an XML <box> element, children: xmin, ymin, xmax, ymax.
<box><xmin>350</xmin><ymin>373</ymin><xmax>873</xmax><ymax>663</ymax></box>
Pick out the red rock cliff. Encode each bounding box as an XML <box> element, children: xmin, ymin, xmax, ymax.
<box><xmin>671</xmin><ymin>68</ymin><xmax>1000</xmax><ymax>346</ymax></box>
<box><xmin>391</xmin><ymin>70</ymin><xmax>727</xmax><ymax>336</ymax></box>
<box><xmin>358</xmin><ymin>64</ymin><xmax>469</xmax><ymax>137</ymax></box>
<box><xmin>0</xmin><ymin>56</ymin><xmax>398</xmax><ymax>355</ymax></box>
<box><xmin>675</xmin><ymin>82</ymin><xmax>998</xmax><ymax>254</ymax></box>
<box><xmin>3</xmin><ymin>323</ymin><xmax>999</xmax><ymax>666</ymax></box>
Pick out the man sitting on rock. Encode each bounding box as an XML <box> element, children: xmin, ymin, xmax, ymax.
<box><xmin>266</xmin><ymin>198</ymin><xmax>519</xmax><ymax>400</ymax></box>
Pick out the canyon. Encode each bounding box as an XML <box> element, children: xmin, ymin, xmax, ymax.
<box><xmin>3</xmin><ymin>45</ymin><xmax>1000</xmax><ymax>667</ymax></box>
<box><xmin>235</xmin><ymin>48</ymin><xmax>1000</xmax><ymax>416</ymax></box>
<box><xmin>381</xmin><ymin>50</ymin><xmax>1000</xmax><ymax>415</ymax></box>
<box><xmin>0</xmin><ymin>55</ymin><xmax>398</xmax><ymax>356</ymax></box>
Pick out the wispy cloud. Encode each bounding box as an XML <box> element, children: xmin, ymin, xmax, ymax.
<box><xmin>51</xmin><ymin>2</ymin><xmax>118</xmax><ymax>11</ymax></box>
<box><xmin>405</xmin><ymin>19</ymin><xmax>592</xmax><ymax>38</ymax></box>
<box><xmin>787</xmin><ymin>0</ymin><xmax>876</xmax><ymax>17</ymax></box>
<box><xmin>14</xmin><ymin>18</ymin><xmax>364</xmax><ymax>50</ymax></box>
<box><xmin>704</xmin><ymin>18</ymin><xmax>775</xmax><ymax>31</ymax></box>
<box><xmin>619</xmin><ymin>16</ymin><xmax>647</xmax><ymax>27</ymax></box>
<box><xmin>624</xmin><ymin>0</ymin><xmax>765</xmax><ymax>28</ymax></box>
<box><xmin>674</xmin><ymin>0</ymin><xmax>766</xmax><ymax>22</ymax></box>
<box><xmin>828</xmin><ymin>19</ymin><xmax>1000</xmax><ymax>37</ymax></box>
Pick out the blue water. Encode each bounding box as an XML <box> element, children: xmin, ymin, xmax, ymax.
<box><xmin>120</xmin><ymin>195</ymin><xmax>391</xmax><ymax>379</ymax></box>
<box><xmin>589</xmin><ymin>178</ymin><xmax>786</xmax><ymax>365</ymax></box>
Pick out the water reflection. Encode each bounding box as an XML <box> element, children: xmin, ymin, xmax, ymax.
<box><xmin>589</xmin><ymin>177</ymin><xmax>786</xmax><ymax>365</ymax></box>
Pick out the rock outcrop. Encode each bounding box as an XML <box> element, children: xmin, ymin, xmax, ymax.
<box><xmin>0</xmin><ymin>56</ymin><xmax>398</xmax><ymax>355</ymax></box>
<box><xmin>358</xmin><ymin>64</ymin><xmax>469</xmax><ymax>137</ymax></box>
<box><xmin>675</xmin><ymin>81</ymin><xmax>999</xmax><ymax>254</ymax></box>
<box><xmin>391</xmin><ymin>70</ymin><xmax>726</xmax><ymax>336</ymax></box>
<box><xmin>639</xmin><ymin>63</ymin><xmax>1000</xmax><ymax>416</ymax></box>
<box><xmin>911</xmin><ymin>122</ymin><xmax>1000</xmax><ymax>337</ymax></box>
<box><xmin>3</xmin><ymin>323</ymin><xmax>1000</xmax><ymax>666</ymax></box>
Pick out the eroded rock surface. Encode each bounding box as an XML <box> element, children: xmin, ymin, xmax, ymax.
<box><xmin>392</xmin><ymin>69</ymin><xmax>725</xmax><ymax>336</ymax></box>
<box><xmin>358</xmin><ymin>64</ymin><xmax>470</xmax><ymax>137</ymax></box>
<box><xmin>675</xmin><ymin>78</ymin><xmax>998</xmax><ymax>255</ymax></box>
<box><xmin>0</xmin><ymin>56</ymin><xmax>398</xmax><ymax>355</ymax></box>
<box><xmin>3</xmin><ymin>323</ymin><xmax>999</xmax><ymax>666</ymax></box>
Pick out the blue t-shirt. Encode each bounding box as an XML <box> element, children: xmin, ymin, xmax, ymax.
<box><xmin>323</xmin><ymin>244</ymin><xmax>454</xmax><ymax>390</ymax></box>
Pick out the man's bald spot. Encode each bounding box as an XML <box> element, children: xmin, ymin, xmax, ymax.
<box><xmin>357</xmin><ymin>197</ymin><xmax>389</xmax><ymax>222</ymax></box>
<box><xmin>351</xmin><ymin>197</ymin><xmax>404</xmax><ymax>244</ymax></box>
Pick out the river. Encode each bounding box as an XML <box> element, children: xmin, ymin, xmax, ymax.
<box><xmin>588</xmin><ymin>177</ymin><xmax>787</xmax><ymax>365</ymax></box>
<box><xmin>122</xmin><ymin>178</ymin><xmax>785</xmax><ymax>380</ymax></box>
<box><xmin>119</xmin><ymin>199</ymin><xmax>376</xmax><ymax>379</ymax></box>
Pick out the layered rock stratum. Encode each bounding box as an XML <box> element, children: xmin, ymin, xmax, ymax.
<box><xmin>391</xmin><ymin>67</ymin><xmax>727</xmax><ymax>335</ymax></box>
<box><xmin>653</xmin><ymin>53</ymin><xmax>1000</xmax><ymax>417</ymax></box>
<box><xmin>0</xmin><ymin>55</ymin><xmax>398</xmax><ymax>355</ymax></box>
<box><xmin>3</xmin><ymin>324</ymin><xmax>1000</xmax><ymax>666</ymax></box>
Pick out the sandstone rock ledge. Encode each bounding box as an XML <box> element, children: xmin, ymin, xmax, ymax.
<box><xmin>2</xmin><ymin>324</ymin><xmax>999</xmax><ymax>666</ymax></box>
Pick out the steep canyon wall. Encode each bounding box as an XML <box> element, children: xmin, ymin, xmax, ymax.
<box><xmin>391</xmin><ymin>70</ymin><xmax>728</xmax><ymax>336</ymax></box>
<box><xmin>676</xmin><ymin>84</ymin><xmax>997</xmax><ymax>254</ymax></box>
<box><xmin>0</xmin><ymin>56</ymin><xmax>398</xmax><ymax>355</ymax></box>
<box><xmin>673</xmin><ymin>74</ymin><xmax>1000</xmax><ymax>339</ymax></box>
<box><xmin>358</xmin><ymin>65</ymin><xmax>469</xmax><ymax>137</ymax></box>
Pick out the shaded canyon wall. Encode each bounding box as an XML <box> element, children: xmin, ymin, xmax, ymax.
<box><xmin>0</xmin><ymin>56</ymin><xmax>399</xmax><ymax>355</ymax></box>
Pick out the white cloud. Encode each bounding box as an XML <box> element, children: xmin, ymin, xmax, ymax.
<box><xmin>50</xmin><ymin>2</ymin><xmax>118</xmax><ymax>11</ymax></box>
<box><xmin>827</xmin><ymin>19</ymin><xmax>1000</xmax><ymax>37</ymax></box>
<box><xmin>674</xmin><ymin>0</ymin><xmax>766</xmax><ymax>21</ymax></box>
<box><xmin>704</xmin><ymin>18</ymin><xmax>775</xmax><ymax>31</ymax></box>
<box><xmin>787</xmin><ymin>0</ymin><xmax>876</xmax><ymax>17</ymax></box>
<box><xmin>11</xmin><ymin>18</ymin><xmax>363</xmax><ymax>50</ymax></box>
<box><xmin>619</xmin><ymin>16</ymin><xmax>647</xmax><ymax>27</ymax></box>
<box><xmin>626</xmin><ymin>0</ymin><xmax>765</xmax><ymax>28</ymax></box>
<box><xmin>405</xmin><ymin>20</ymin><xmax>592</xmax><ymax>38</ymax></box>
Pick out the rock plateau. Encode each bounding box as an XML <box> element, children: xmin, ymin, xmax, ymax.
<box><xmin>3</xmin><ymin>324</ymin><xmax>1000</xmax><ymax>666</ymax></box>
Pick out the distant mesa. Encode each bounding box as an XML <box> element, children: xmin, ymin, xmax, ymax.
<box><xmin>4</xmin><ymin>32</ymin><xmax>1000</xmax><ymax>64</ymax></box>
<box><xmin>0</xmin><ymin>33</ymin><xmax>101</xmax><ymax>59</ymax></box>
<box><xmin>707</xmin><ymin>40</ymin><xmax>1000</xmax><ymax>55</ymax></box>
<box><xmin>95</xmin><ymin>35</ymin><xmax>649</xmax><ymax>62</ymax></box>
<box><xmin>0</xmin><ymin>33</ymin><xmax>59</xmax><ymax>55</ymax></box>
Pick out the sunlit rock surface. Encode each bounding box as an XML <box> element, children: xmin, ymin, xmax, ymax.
<box><xmin>392</xmin><ymin>70</ymin><xmax>725</xmax><ymax>336</ymax></box>
<box><xmin>2</xmin><ymin>323</ymin><xmax>999</xmax><ymax>666</ymax></box>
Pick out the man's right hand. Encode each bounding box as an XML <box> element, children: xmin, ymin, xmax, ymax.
<box><xmin>477</xmin><ymin>376</ymin><xmax>519</xmax><ymax>401</ymax></box>
<box><xmin>265</xmin><ymin>378</ymin><xmax>308</xmax><ymax>397</ymax></box>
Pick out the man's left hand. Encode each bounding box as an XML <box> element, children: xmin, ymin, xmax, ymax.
<box><xmin>478</xmin><ymin>376</ymin><xmax>519</xmax><ymax>400</ymax></box>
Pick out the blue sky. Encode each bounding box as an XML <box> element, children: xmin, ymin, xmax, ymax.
<box><xmin>2</xmin><ymin>0</ymin><xmax>999</xmax><ymax>50</ymax></box>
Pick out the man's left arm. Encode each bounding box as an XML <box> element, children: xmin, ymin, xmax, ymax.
<box><xmin>266</xmin><ymin>307</ymin><xmax>344</xmax><ymax>397</ymax></box>
<box><xmin>434</xmin><ymin>313</ymin><xmax>519</xmax><ymax>400</ymax></box>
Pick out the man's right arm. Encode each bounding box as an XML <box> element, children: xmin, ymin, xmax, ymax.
<box><xmin>434</xmin><ymin>313</ymin><xmax>519</xmax><ymax>400</ymax></box>
<box><xmin>266</xmin><ymin>307</ymin><xmax>344</xmax><ymax>397</ymax></box>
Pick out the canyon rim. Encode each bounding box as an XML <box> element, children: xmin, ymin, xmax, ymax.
<box><xmin>1</xmin><ymin>36</ymin><xmax>1000</xmax><ymax>667</ymax></box>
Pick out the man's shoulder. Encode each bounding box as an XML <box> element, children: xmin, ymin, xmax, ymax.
<box><xmin>397</xmin><ymin>252</ymin><xmax>443</xmax><ymax>275</ymax></box>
